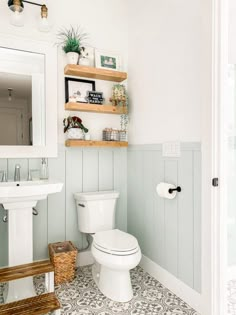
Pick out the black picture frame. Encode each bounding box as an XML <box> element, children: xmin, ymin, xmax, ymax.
<box><xmin>65</xmin><ymin>77</ymin><xmax>96</xmax><ymax>103</ymax></box>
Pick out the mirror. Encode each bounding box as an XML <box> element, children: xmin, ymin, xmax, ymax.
<box><xmin>0</xmin><ymin>35</ymin><xmax>57</xmax><ymax>158</ymax></box>
<box><xmin>0</xmin><ymin>47</ymin><xmax>45</xmax><ymax>146</ymax></box>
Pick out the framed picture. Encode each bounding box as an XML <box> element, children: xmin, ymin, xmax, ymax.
<box><xmin>65</xmin><ymin>78</ymin><xmax>96</xmax><ymax>103</ymax></box>
<box><xmin>95</xmin><ymin>49</ymin><xmax>121</xmax><ymax>71</ymax></box>
<box><xmin>80</xmin><ymin>46</ymin><xmax>95</xmax><ymax>67</ymax></box>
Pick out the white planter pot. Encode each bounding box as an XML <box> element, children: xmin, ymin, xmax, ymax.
<box><xmin>67</xmin><ymin>128</ymin><xmax>84</xmax><ymax>139</ymax></box>
<box><xmin>66</xmin><ymin>52</ymin><xmax>79</xmax><ymax>65</ymax></box>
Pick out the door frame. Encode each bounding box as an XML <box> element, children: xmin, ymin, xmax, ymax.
<box><xmin>204</xmin><ymin>0</ymin><xmax>229</xmax><ymax>314</ymax></box>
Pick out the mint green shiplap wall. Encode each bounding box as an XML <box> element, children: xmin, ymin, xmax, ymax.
<box><xmin>127</xmin><ymin>143</ymin><xmax>201</xmax><ymax>293</ymax></box>
<box><xmin>0</xmin><ymin>147</ymin><xmax>127</xmax><ymax>267</ymax></box>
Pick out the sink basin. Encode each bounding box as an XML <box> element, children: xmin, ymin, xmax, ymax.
<box><xmin>0</xmin><ymin>180</ymin><xmax>63</xmax><ymax>204</ymax></box>
<box><xmin>1</xmin><ymin>179</ymin><xmax>63</xmax><ymax>303</ymax></box>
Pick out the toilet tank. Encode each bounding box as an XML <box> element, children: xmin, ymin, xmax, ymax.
<box><xmin>74</xmin><ymin>191</ymin><xmax>120</xmax><ymax>233</ymax></box>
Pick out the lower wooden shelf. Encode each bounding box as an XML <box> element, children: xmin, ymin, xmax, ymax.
<box><xmin>65</xmin><ymin>140</ymin><xmax>128</xmax><ymax>148</ymax></box>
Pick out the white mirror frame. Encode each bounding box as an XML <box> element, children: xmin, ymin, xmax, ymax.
<box><xmin>0</xmin><ymin>34</ymin><xmax>57</xmax><ymax>158</ymax></box>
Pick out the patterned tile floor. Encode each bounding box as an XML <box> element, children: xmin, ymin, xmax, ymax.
<box><xmin>0</xmin><ymin>265</ymin><xmax>199</xmax><ymax>315</ymax></box>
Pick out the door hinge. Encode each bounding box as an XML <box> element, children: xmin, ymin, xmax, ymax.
<box><xmin>212</xmin><ymin>178</ymin><xmax>219</xmax><ymax>187</ymax></box>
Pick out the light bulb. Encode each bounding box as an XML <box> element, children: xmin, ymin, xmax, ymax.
<box><xmin>10</xmin><ymin>10</ymin><xmax>24</xmax><ymax>27</ymax></box>
<box><xmin>39</xmin><ymin>17</ymin><xmax>50</xmax><ymax>33</ymax></box>
<box><xmin>39</xmin><ymin>4</ymin><xmax>50</xmax><ymax>33</ymax></box>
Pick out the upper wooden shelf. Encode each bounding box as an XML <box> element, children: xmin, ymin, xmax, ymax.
<box><xmin>65</xmin><ymin>102</ymin><xmax>128</xmax><ymax>115</ymax></box>
<box><xmin>64</xmin><ymin>65</ymin><xmax>127</xmax><ymax>82</ymax></box>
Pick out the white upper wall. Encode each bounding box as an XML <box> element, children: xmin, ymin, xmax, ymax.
<box><xmin>229</xmin><ymin>0</ymin><xmax>236</xmax><ymax>63</ymax></box>
<box><xmin>0</xmin><ymin>0</ymin><xmax>129</xmax><ymax>143</ymax></box>
<box><xmin>0</xmin><ymin>0</ymin><xmax>212</xmax><ymax>145</ymax></box>
<box><xmin>128</xmin><ymin>0</ymin><xmax>210</xmax><ymax>144</ymax></box>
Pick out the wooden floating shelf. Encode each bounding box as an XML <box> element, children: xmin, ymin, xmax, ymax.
<box><xmin>64</xmin><ymin>64</ymin><xmax>127</xmax><ymax>82</ymax></box>
<box><xmin>65</xmin><ymin>140</ymin><xmax>128</xmax><ymax>148</ymax></box>
<box><xmin>65</xmin><ymin>102</ymin><xmax>128</xmax><ymax>114</ymax></box>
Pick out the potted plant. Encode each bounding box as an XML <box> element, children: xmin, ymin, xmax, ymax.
<box><xmin>57</xmin><ymin>26</ymin><xmax>88</xmax><ymax>64</ymax></box>
<box><xmin>63</xmin><ymin>116</ymin><xmax>89</xmax><ymax>139</ymax></box>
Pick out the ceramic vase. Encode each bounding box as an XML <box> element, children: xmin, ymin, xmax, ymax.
<box><xmin>67</xmin><ymin>128</ymin><xmax>84</xmax><ymax>139</ymax></box>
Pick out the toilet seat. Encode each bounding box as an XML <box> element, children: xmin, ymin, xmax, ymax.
<box><xmin>93</xmin><ymin>229</ymin><xmax>139</xmax><ymax>256</ymax></box>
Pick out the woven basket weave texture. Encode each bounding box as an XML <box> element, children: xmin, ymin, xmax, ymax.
<box><xmin>48</xmin><ymin>241</ymin><xmax>77</xmax><ymax>285</ymax></box>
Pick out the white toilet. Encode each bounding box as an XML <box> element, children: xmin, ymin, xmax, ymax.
<box><xmin>74</xmin><ymin>191</ymin><xmax>141</xmax><ymax>302</ymax></box>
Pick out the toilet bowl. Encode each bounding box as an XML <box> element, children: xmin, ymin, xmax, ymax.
<box><xmin>91</xmin><ymin>229</ymin><xmax>141</xmax><ymax>302</ymax></box>
<box><xmin>74</xmin><ymin>191</ymin><xmax>142</xmax><ymax>302</ymax></box>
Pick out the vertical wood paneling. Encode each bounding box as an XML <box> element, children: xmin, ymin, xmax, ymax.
<box><xmin>83</xmin><ymin>150</ymin><xmax>99</xmax><ymax>192</ymax></box>
<box><xmin>29</xmin><ymin>158</ymin><xmax>48</xmax><ymax>261</ymax></box>
<box><xmin>142</xmin><ymin>151</ymin><xmax>155</xmax><ymax>259</ymax></box>
<box><xmin>153</xmin><ymin>151</ymin><xmax>165</xmax><ymax>267</ymax></box>
<box><xmin>114</xmin><ymin>148</ymin><xmax>127</xmax><ymax>232</ymax></box>
<box><xmin>0</xmin><ymin>204</ymin><xmax>8</xmax><ymax>267</ymax></box>
<box><xmin>0</xmin><ymin>159</ymin><xmax>8</xmax><ymax>267</ymax></box>
<box><xmin>178</xmin><ymin>151</ymin><xmax>194</xmax><ymax>287</ymax></box>
<box><xmin>65</xmin><ymin>149</ymin><xmax>83</xmax><ymax>249</ymax></box>
<box><xmin>127</xmin><ymin>144</ymin><xmax>201</xmax><ymax>292</ymax></box>
<box><xmin>48</xmin><ymin>150</ymin><xmax>66</xmax><ymax>244</ymax></box>
<box><xmin>164</xmin><ymin>160</ymin><xmax>178</xmax><ymax>277</ymax></box>
<box><xmin>127</xmin><ymin>150</ymin><xmax>144</xmax><ymax>249</ymax></box>
<box><xmin>99</xmin><ymin>150</ymin><xmax>113</xmax><ymax>191</ymax></box>
<box><xmin>193</xmin><ymin>151</ymin><xmax>201</xmax><ymax>292</ymax></box>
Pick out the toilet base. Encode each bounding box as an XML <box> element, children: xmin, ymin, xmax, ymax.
<box><xmin>92</xmin><ymin>264</ymin><xmax>133</xmax><ymax>302</ymax></box>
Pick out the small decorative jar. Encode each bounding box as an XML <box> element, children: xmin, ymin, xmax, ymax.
<box><xmin>110</xmin><ymin>129</ymin><xmax>119</xmax><ymax>141</ymax></box>
<box><xmin>119</xmin><ymin>130</ymin><xmax>128</xmax><ymax>141</ymax></box>
<box><xmin>67</xmin><ymin>128</ymin><xmax>84</xmax><ymax>139</ymax></box>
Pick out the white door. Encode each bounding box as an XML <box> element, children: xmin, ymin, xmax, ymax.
<box><xmin>0</xmin><ymin>108</ymin><xmax>23</xmax><ymax>145</ymax></box>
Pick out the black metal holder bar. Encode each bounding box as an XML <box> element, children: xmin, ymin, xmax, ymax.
<box><xmin>168</xmin><ymin>186</ymin><xmax>181</xmax><ymax>194</ymax></box>
<box><xmin>22</xmin><ymin>0</ymin><xmax>42</xmax><ymax>7</ymax></box>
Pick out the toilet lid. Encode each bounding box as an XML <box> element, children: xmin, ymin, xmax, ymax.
<box><xmin>93</xmin><ymin>229</ymin><xmax>139</xmax><ymax>253</ymax></box>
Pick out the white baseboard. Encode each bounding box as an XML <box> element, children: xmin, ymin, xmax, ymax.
<box><xmin>228</xmin><ymin>265</ymin><xmax>236</xmax><ymax>280</ymax></box>
<box><xmin>139</xmin><ymin>255</ymin><xmax>202</xmax><ymax>314</ymax></box>
<box><xmin>76</xmin><ymin>250</ymin><xmax>94</xmax><ymax>267</ymax></box>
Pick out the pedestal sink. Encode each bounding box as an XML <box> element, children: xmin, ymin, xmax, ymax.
<box><xmin>0</xmin><ymin>180</ymin><xmax>63</xmax><ymax>303</ymax></box>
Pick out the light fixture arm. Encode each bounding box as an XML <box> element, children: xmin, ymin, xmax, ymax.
<box><xmin>8</xmin><ymin>1</ymin><xmax>48</xmax><ymax>12</ymax></box>
<box><xmin>22</xmin><ymin>0</ymin><xmax>43</xmax><ymax>7</ymax></box>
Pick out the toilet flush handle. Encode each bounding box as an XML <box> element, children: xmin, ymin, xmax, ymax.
<box><xmin>78</xmin><ymin>203</ymin><xmax>85</xmax><ymax>208</ymax></box>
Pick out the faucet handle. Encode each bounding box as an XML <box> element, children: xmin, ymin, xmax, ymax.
<box><xmin>0</xmin><ymin>171</ymin><xmax>7</xmax><ymax>182</ymax></box>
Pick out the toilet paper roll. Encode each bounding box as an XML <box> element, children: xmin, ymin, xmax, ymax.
<box><xmin>156</xmin><ymin>182</ymin><xmax>177</xmax><ymax>200</ymax></box>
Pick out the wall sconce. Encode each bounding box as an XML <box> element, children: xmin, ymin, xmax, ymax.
<box><xmin>8</xmin><ymin>0</ymin><xmax>50</xmax><ymax>32</ymax></box>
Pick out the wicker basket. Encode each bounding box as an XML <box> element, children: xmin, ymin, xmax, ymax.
<box><xmin>48</xmin><ymin>241</ymin><xmax>77</xmax><ymax>285</ymax></box>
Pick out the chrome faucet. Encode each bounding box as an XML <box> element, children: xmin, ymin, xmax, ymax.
<box><xmin>14</xmin><ymin>164</ymin><xmax>21</xmax><ymax>182</ymax></box>
<box><xmin>0</xmin><ymin>171</ymin><xmax>7</xmax><ymax>182</ymax></box>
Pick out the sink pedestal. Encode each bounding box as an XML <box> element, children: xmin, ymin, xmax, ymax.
<box><xmin>0</xmin><ymin>180</ymin><xmax>63</xmax><ymax>303</ymax></box>
<box><xmin>4</xmin><ymin>201</ymin><xmax>37</xmax><ymax>303</ymax></box>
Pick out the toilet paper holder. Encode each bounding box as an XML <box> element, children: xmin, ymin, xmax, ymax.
<box><xmin>169</xmin><ymin>186</ymin><xmax>181</xmax><ymax>194</ymax></box>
